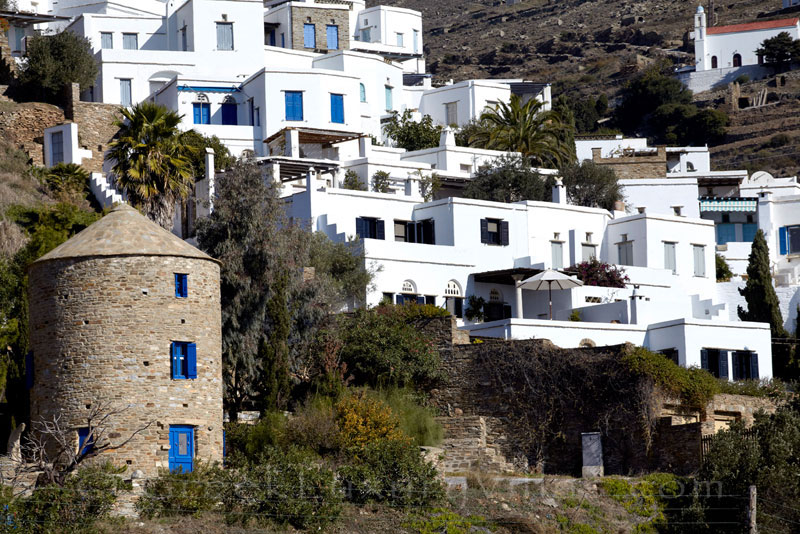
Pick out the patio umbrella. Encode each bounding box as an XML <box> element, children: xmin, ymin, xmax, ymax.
<box><xmin>517</xmin><ymin>269</ymin><xmax>583</xmax><ymax>320</ymax></box>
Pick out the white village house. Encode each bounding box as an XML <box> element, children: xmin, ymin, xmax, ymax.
<box><xmin>16</xmin><ymin>0</ymin><xmax>782</xmax><ymax>381</ymax></box>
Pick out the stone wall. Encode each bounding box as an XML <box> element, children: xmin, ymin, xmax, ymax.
<box><xmin>0</xmin><ymin>31</ymin><xmax>16</xmax><ymax>83</ymax></box>
<box><xmin>592</xmin><ymin>146</ymin><xmax>667</xmax><ymax>179</ymax></box>
<box><xmin>0</xmin><ymin>101</ymin><xmax>65</xmax><ymax>166</ymax></box>
<box><xmin>28</xmin><ymin>254</ymin><xmax>223</xmax><ymax>476</ymax></box>
<box><xmin>64</xmin><ymin>83</ymin><xmax>122</xmax><ymax>173</ymax></box>
<box><xmin>291</xmin><ymin>6</ymin><xmax>350</xmax><ymax>52</ymax></box>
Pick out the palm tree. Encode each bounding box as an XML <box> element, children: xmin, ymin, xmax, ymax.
<box><xmin>106</xmin><ymin>101</ymin><xmax>194</xmax><ymax>228</ymax></box>
<box><xmin>469</xmin><ymin>95</ymin><xmax>574</xmax><ymax>168</ymax></box>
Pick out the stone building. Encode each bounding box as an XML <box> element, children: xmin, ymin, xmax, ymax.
<box><xmin>27</xmin><ymin>203</ymin><xmax>222</xmax><ymax>476</ymax></box>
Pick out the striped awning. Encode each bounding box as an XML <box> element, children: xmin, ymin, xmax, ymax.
<box><xmin>699</xmin><ymin>197</ymin><xmax>757</xmax><ymax>213</ymax></box>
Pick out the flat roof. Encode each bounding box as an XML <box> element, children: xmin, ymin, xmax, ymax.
<box><xmin>0</xmin><ymin>9</ymin><xmax>70</xmax><ymax>25</ymax></box>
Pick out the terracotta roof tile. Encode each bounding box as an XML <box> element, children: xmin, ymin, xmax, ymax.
<box><xmin>707</xmin><ymin>18</ymin><xmax>799</xmax><ymax>35</ymax></box>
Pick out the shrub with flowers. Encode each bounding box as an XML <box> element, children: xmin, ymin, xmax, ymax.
<box><xmin>571</xmin><ymin>258</ymin><xmax>629</xmax><ymax>288</ymax></box>
<box><xmin>335</xmin><ymin>391</ymin><xmax>409</xmax><ymax>449</ymax></box>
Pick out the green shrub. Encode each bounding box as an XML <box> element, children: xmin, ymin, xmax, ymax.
<box><xmin>222</xmin><ymin>446</ymin><xmax>341</xmax><ymax>530</ymax></box>
<box><xmin>767</xmin><ymin>133</ymin><xmax>791</xmax><ymax>148</ymax></box>
<box><xmin>342</xmin><ymin>169</ymin><xmax>365</xmax><ymax>191</ymax></box>
<box><xmin>377</xmin><ymin>301</ymin><xmax>450</xmax><ymax>320</ymax></box>
<box><xmin>14</xmin><ymin>462</ymin><xmax>129</xmax><ymax>533</ymax></box>
<box><xmin>716</xmin><ymin>253</ymin><xmax>733</xmax><ymax>282</ymax></box>
<box><xmin>335</xmin><ymin>390</ymin><xmax>408</xmax><ymax>450</ymax></box>
<box><xmin>404</xmin><ymin>508</ymin><xmax>493</xmax><ymax>533</ymax></box>
<box><xmin>372</xmin><ymin>170</ymin><xmax>392</xmax><ymax>193</ymax></box>
<box><xmin>339</xmin><ymin>439</ymin><xmax>445</xmax><ymax>506</ymax></box>
<box><xmin>286</xmin><ymin>396</ymin><xmax>341</xmax><ymax>454</ymax></box>
<box><xmin>734</xmin><ymin>74</ymin><xmax>750</xmax><ymax>84</ymax></box>
<box><xmin>136</xmin><ymin>463</ymin><xmax>223</xmax><ymax>519</ymax></box>
<box><xmin>378</xmin><ymin>387</ymin><xmax>443</xmax><ymax>447</ymax></box>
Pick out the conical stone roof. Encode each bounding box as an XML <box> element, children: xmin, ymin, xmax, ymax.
<box><xmin>33</xmin><ymin>203</ymin><xmax>218</xmax><ymax>264</ymax></box>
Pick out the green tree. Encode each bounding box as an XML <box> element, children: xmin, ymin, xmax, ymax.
<box><xmin>260</xmin><ymin>272</ymin><xmax>291</xmax><ymax>410</ymax></box>
<box><xmin>341</xmin><ymin>169</ymin><xmax>365</xmax><ymax>191</ymax></box>
<box><xmin>106</xmin><ymin>101</ymin><xmax>194</xmax><ymax>229</ymax></box>
<box><xmin>372</xmin><ymin>170</ymin><xmax>391</xmax><ymax>193</ymax></box>
<box><xmin>614</xmin><ymin>63</ymin><xmax>693</xmax><ymax>134</ymax></box>
<box><xmin>558</xmin><ymin>160</ymin><xmax>622</xmax><ymax>211</ymax></box>
<box><xmin>180</xmin><ymin>130</ymin><xmax>235</xmax><ymax>178</ymax></box>
<box><xmin>651</xmin><ymin>103</ymin><xmax>728</xmax><ymax>146</ymax></box>
<box><xmin>382</xmin><ymin>110</ymin><xmax>442</xmax><ymax>152</ymax></box>
<box><xmin>464</xmin><ymin>154</ymin><xmax>548</xmax><ymax>203</ymax></box>
<box><xmin>756</xmin><ymin>31</ymin><xmax>800</xmax><ymax>73</ymax></box>
<box><xmin>19</xmin><ymin>31</ymin><xmax>98</xmax><ymax>102</ymax></box>
<box><xmin>716</xmin><ymin>253</ymin><xmax>733</xmax><ymax>282</ymax></box>
<box><xmin>738</xmin><ymin>229</ymin><xmax>787</xmax><ymax>338</ymax></box>
<box><xmin>308</xmin><ymin>232</ymin><xmax>372</xmax><ymax>308</ymax></box>
<box><xmin>469</xmin><ymin>94</ymin><xmax>574</xmax><ymax>167</ymax></box>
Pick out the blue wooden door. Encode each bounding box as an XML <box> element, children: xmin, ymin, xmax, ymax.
<box><xmin>169</xmin><ymin>426</ymin><xmax>194</xmax><ymax>473</ymax></box>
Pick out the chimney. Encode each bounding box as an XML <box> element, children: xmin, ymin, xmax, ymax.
<box><xmin>552</xmin><ymin>178</ymin><xmax>566</xmax><ymax>204</ymax></box>
<box><xmin>359</xmin><ymin>136</ymin><xmax>372</xmax><ymax>158</ymax></box>
<box><xmin>439</xmin><ymin>127</ymin><xmax>455</xmax><ymax>147</ymax></box>
<box><xmin>204</xmin><ymin>148</ymin><xmax>215</xmax><ymax>211</ymax></box>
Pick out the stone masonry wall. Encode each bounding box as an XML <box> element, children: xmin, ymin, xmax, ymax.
<box><xmin>592</xmin><ymin>146</ymin><xmax>667</xmax><ymax>179</ymax></box>
<box><xmin>0</xmin><ymin>102</ymin><xmax>65</xmax><ymax>166</ymax></box>
<box><xmin>291</xmin><ymin>6</ymin><xmax>350</xmax><ymax>52</ymax></box>
<box><xmin>64</xmin><ymin>83</ymin><xmax>122</xmax><ymax>173</ymax></box>
<box><xmin>28</xmin><ymin>254</ymin><xmax>223</xmax><ymax>476</ymax></box>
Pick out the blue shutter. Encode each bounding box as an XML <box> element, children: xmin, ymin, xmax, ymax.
<box><xmin>193</xmin><ymin>104</ymin><xmax>201</xmax><ymax>124</ymax></box>
<box><xmin>718</xmin><ymin>350</ymin><xmax>729</xmax><ymax>379</ymax></box>
<box><xmin>385</xmin><ymin>86</ymin><xmax>393</xmax><ymax>110</ymax></box>
<box><xmin>355</xmin><ymin>217</ymin><xmax>365</xmax><ymax>239</ymax></box>
<box><xmin>222</xmin><ymin>104</ymin><xmax>237</xmax><ymax>125</ymax></box>
<box><xmin>25</xmin><ymin>352</ymin><xmax>33</xmax><ymax>390</ymax></box>
<box><xmin>330</xmin><ymin>94</ymin><xmax>344</xmax><ymax>124</ymax></box>
<box><xmin>406</xmin><ymin>222</ymin><xmax>416</xmax><ymax>243</ymax></box>
<box><xmin>202</xmin><ymin>104</ymin><xmax>210</xmax><ymax>124</ymax></box>
<box><xmin>171</xmin><ymin>342</ymin><xmax>178</xmax><ymax>379</ymax></box>
<box><xmin>175</xmin><ymin>274</ymin><xmax>180</xmax><ymax>297</ymax></box>
<box><xmin>500</xmin><ymin>221</ymin><xmax>510</xmax><ymax>246</ymax></box>
<box><xmin>285</xmin><ymin>92</ymin><xmax>303</xmax><ymax>121</ymax></box>
<box><xmin>780</xmin><ymin>227</ymin><xmax>788</xmax><ymax>255</ymax></box>
<box><xmin>303</xmin><ymin>24</ymin><xmax>316</xmax><ymax>48</ymax></box>
<box><xmin>327</xmin><ymin>25</ymin><xmax>339</xmax><ymax>49</ymax></box>
<box><xmin>700</xmin><ymin>349</ymin><xmax>709</xmax><ymax>371</ymax></box>
<box><xmin>416</xmin><ymin>295</ymin><xmax>425</xmax><ymax>304</ymax></box>
<box><xmin>376</xmin><ymin>220</ymin><xmax>385</xmax><ymax>240</ymax></box>
<box><xmin>360</xmin><ymin>83</ymin><xmax>366</xmax><ymax>103</ymax></box>
<box><xmin>182</xmin><ymin>275</ymin><xmax>188</xmax><ymax>297</ymax></box>
<box><xmin>187</xmin><ymin>343</ymin><xmax>197</xmax><ymax>379</ymax></box>
<box><xmin>480</xmin><ymin>219</ymin><xmax>489</xmax><ymax>244</ymax></box>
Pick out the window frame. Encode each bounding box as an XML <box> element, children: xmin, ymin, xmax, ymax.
<box><xmin>100</xmin><ymin>32</ymin><xmax>113</xmax><ymax>49</ymax></box>
<box><xmin>175</xmin><ymin>273</ymin><xmax>188</xmax><ymax>298</ymax></box>
<box><xmin>193</xmin><ymin>102</ymin><xmax>211</xmax><ymax>125</ymax></box>
<box><xmin>480</xmin><ymin>218</ymin><xmax>509</xmax><ymax>246</ymax></box>
<box><xmin>355</xmin><ymin>216</ymin><xmax>385</xmax><ymax>240</ymax></box>
<box><xmin>122</xmin><ymin>32</ymin><xmax>138</xmax><ymax>50</ymax></box>
<box><xmin>216</xmin><ymin>21</ymin><xmax>234</xmax><ymax>51</ymax></box>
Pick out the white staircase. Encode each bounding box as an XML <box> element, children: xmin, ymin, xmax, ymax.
<box><xmin>90</xmin><ymin>172</ymin><xmax>125</xmax><ymax>208</ymax></box>
<box><xmin>691</xmin><ymin>294</ymin><xmax>726</xmax><ymax>320</ymax></box>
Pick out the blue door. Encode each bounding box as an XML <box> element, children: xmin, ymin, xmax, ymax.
<box><xmin>169</xmin><ymin>425</ymin><xmax>194</xmax><ymax>473</ymax></box>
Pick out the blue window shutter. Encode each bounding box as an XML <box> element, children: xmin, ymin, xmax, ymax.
<box><xmin>700</xmin><ymin>349</ymin><xmax>709</xmax><ymax>371</ymax></box>
<box><xmin>480</xmin><ymin>219</ymin><xmax>489</xmax><ymax>244</ymax></box>
<box><xmin>355</xmin><ymin>217</ymin><xmax>365</xmax><ymax>239</ymax></box>
<box><xmin>360</xmin><ymin>83</ymin><xmax>366</xmax><ymax>102</ymax></box>
<box><xmin>376</xmin><ymin>220</ymin><xmax>385</xmax><ymax>240</ymax></box>
<box><xmin>500</xmin><ymin>221</ymin><xmax>510</xmax><ymax>246</ymax></box>
<box><xmin>416</xmin><ymin>295</ymin><xmax>425</xmax><ymax>304</ymax></box>
<box><xmin>182</xmin><ymin>275</ymin><xmax>188</xmax><ymax>297</ymax></box>
<box><xmin>330</xmin><ymin>94</ymin><xmax>344</xmax><ymax>124</ymax></box>
<box><xmin>327</xmin><ymin>25</ymin><xmax>339</xmax><ymax>49</ymax></box>
<box><xmin>175</xmin><ymin>273</ymin><xmax>180</xmax><ymax>297</ymax></box>
<box><xmin>406</xmin><ymin>222</ymin><xmax>416</xmax><ymax>243</ymax></box>
<box><xmin>395</xmin><ymin>294</ymin><xmax>403</xmax><ymax>305</ymax></box>
<box><xmin>25</xmin><ymin>352</ymin><xmax>33</xmax><ymax>390</ymax></box>
<box><xmin>171</xmin><ymin>342</ymin><xmax>178</xmax><ymax>379</ymax></box>
<box><xmin>203</xmin><ymin>104</ymin><xmax>210</xmax><ymax>124</ymax></box>
<box><xmin>222</xmin><ymin>104</ymin><xmax>237</xmax><ymax>125</ymax></box>
<box><xmin>296</xmin><ymin>92</ymin><xmax>303</xmax><ymax>120</ymax></box>
<box><xmin>285</xmin><ymin>93</ymin><xmax>292</xmax><ymax>120</ymax></box>
<box><xmin>193</xmin><ymin>104</ymin><xmax>201</xmax><ymax>124</ymax></box>
<box><xmin>187</xmin><ymin>343</ymin><xmax>197</xmax><ymax>379</ymax></box>
<box><xmin>780</xmin><ymin>227</ymin><xmax>788</xmax><ymax>255</ymax></box>
<box><xmin>303</xmin><ymin>24</ymin><xmax>316</xmax><ymax>48</ymax></box>
<box><xmin>718</xmin><ymin>350</ymin><xmax>729</xmax><ymax>379</ymax></box>
<box><xmin>750</xmin><ymin>352</ymin><xmax>759</xmax><ymax>380</ymax></box>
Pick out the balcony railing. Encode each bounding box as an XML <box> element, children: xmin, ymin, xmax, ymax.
<box><xmin>699</xmin><ymin>196</ymin><xmax>757</xmax><ymax>212</ymax></box>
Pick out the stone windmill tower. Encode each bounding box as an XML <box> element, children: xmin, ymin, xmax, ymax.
<box><xmin>27</xmin><ymin>203</ymin><xmax>222</xmax><ymax>475</ymax></box>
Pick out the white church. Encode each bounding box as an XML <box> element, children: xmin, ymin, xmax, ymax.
<box><xmin>5</xmin><ymin>0</ymin><xmax>792</xmax><ymax>382</ymax></box>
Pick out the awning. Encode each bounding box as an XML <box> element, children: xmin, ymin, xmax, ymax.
<box><xmin>257</xmin><ymin>156</ymin><xmax>340</xmax><ymax>183</ymax></box>
<box><xmin>473</xmin><ymin>267</ymin><xmax>543</xmax><ymax>286</ymax></box>
<box><xmin>699</xmin><ymin>197</ymin><xmax>758</xmax><ymax>213</ymax></box>
<box><xmin>0</xmin><ymin>10</ymin><xmax>69</xmax><ymax>25</ymax></box>
<box><xmin>264</xmin><ymin>127</ymin><xmax>364</xmax><ymax>146</ymax></box>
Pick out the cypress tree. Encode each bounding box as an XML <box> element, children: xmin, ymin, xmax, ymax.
<box><xmin>261</xmin><ymin>271</ymin><xmax>291</xmax><ymax>411</ymax></box>
<box><xmin>738</xmin><ymin>229</ymin><xmax>787</xmax><ymax>338</ymax></box>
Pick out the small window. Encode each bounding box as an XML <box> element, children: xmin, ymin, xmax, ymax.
<box><xmin>326</xmin><ymin>24</ymin><xmax>338</xmax><ymax>50</ymax></box>
<box><xmin>122</xmin><ymin>33</ymin><xmax>138</xmax><ymax>50</ymax></box>
<box><xmin>285</xmin><ymin>91</ymin><xmax>303</xmax><ymax>121</ymax></box>
<box><xmin>171</xmin><ymin>341</ymin><xmax>197</xmax><ymax>380</ymax></box>
<box><xmin>330</xmin><ymin>93</ymin><xmax>344</xmax><ymax>124</ymax></box>
<box><xmin>732</xmin><ymin>351</ymin><xmax>759</xmax><ymax>380</ymax></box>
<box><xmin>711</xmin><ymin>56</ymin><xmax>718</xmax><ymax>69</ymax></box>
<box><xmin>480</xmin><ymin>218</ymin><xmax>509</xmax><ymax>246</ymax></box>
<box><xmin>120</xmin><ymin>79</ymin><xmax>132</xmax><ymax>107</ymax></box>
<box><xmin>460</xmin><ymin>164</ymin><xmax>471</xmax><ymax>173</ymax></box>
<box><xmin>100</xmin><ymin>32</ymin><xmax>113</xmax><ymax>49</ymax></box>
<box><xmin>551</xmin><ymin>241</ymin><xmax>564</xmax><ymax>270</ymax></box>
<box><xmin>781</xmin><ymin>226</ymin><xmax>800</xmax><ymax>255</ymax></box>
<box><xmin>693</xmin><ymin>245</ymin><xmax>706</xmax><ymax>277</ymax></box>
<box><xmin>582</xmin><ymin>244</ymin><xmax>597</xmax><ymax>262</ymax></box>
<box><xmin>216</xmin><ymin>22</ymin><xmax>234</xmax><ymax>50</ymax></box>
<box><xmin>355</xmin><ymin>217</ymin><xmax>385</xmax><ymax>240</ymax></box>
<box><xmin>50</xmin><ymin>131</ymin><xmax>64</xmax><ymax>165</ymax></box>
<box><xmin>77</xmin><ymin>427</ymin><xmax>94</xmax><ymax>456</ymax></box>
<box><xmin>193</xmin><ymin>102</ymin><xmax>210</xmax><ymax>125</ymax></box>
<box><xmin>175</xmin><ymin>273</ymin><xmax>188</xmax><ymax>298</ymax></box>
<box><xmin>701</xmin><ymin>349</ymin><xmax>728</xmax><ymax>379</ymax></box>
<box><xmin>361</xmin><ymin>28</ymin><xmax>371</xmax><ymax>42</ymax></box>
<box><xmin>445</xmin><ymin>102</ymin><xmax>458</xmax><ymax>126</ymax></box>
<box><xmin>396</xmin><ymin>32</ymin><xmax>404</xmax><ymax>47</ymax></box>
<box><xmin>617</xmin><ymin>240</ymin><xmax>633</xmax><ymax>266</ymax></box>
<box><xmin>664</xmin><ymin>242</ymin><xmax>677</xmax><ymax>274</ymax></box>
<box><xmin>385</xmin><ymin>85</ymin><xmax>393</xmax><ymax>111</ymax></box>
<box><xmin>303</xmin><ymin>23</ymin><xmax>316</xmax><ymax>48</ymax></box>
<box><xmin>732</xmin><ymin>53</ymin><xmax>742</xmax><ymax>67</ymax></box>
<box><xmin>359</xmin><ymin>83</ymin><xmax>366</xmax><ymax>103</ymax></box>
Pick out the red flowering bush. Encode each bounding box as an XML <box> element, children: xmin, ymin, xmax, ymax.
<box><xmin>571</xmin><ymin>258</ymin><xmax>629</xmax><ymax>288</ymax></box>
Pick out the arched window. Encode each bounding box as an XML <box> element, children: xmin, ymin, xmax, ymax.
<box><xmin>489</xmin><ymin>288</ymin><xmax>502</xmax><ymax>302</ymax></box>
<box><xmin>711</xmin><ymin>56</ymin><xmax>718</xmax><ymax>69</ymax></box>
<box><xmin>193</xmin><ymin>93</ymin><xmax>210</xmax><ymax>125</ymax></box>
<box><xmin>359</xmin><ymin>83</ymin><xmax>366</xmax><ymax>103</ymax></box>
<box><xmin>402</xmin><ymin>280</ymin><xmax>416</xmax><ymax>294</ymax></box>
<box><xmin>444</xmin><ymin>280</ymin><xmax>461</xmax><ymax>297</ymax></box>
<box><xmin>733</xmin><ymin>54</ymin><xmax>742</xmax><ymax>67</ymax></box>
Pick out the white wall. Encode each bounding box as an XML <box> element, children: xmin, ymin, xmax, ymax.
<box><xmin>43</xmin><ymin>123</ymin><xmax>92</xmax><ymax>167</ymax></box>
<box><xmin>575</xmin><ymin>137</ymin><xmax>649</xmax><ymax>163</ymax></box>
<box><xmin>620</xmin><ymin>178</ymin><xmax>701</xmax><ymax>218</ymax></box>
<box><xmin>418</xmin><ymin>81</ymin><xmax>510</xmax><ymax>127</ymax></box>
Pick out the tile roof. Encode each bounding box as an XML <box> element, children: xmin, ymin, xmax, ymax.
<box><xmin>707</xmin><ymin>18</ymin><xmax>799</xmax><ymax>35</ymax></box>
<box><xmin>33</xmin><ymin>203</ymin><xmax>218</xmax><ymax>264</ymax></box>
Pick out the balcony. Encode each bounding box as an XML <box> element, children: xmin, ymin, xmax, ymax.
<box><xmin>699</xmin><ymin>196</ymin><xmax>757</xmax><ymax>213</ymax></box>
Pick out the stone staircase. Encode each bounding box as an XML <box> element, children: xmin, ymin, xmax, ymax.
<box><xmin>437</xmin><ymin>415</ymin><xmax>519</xmax><ymax>474</ymax></box>
<box><xmin>90</xmin><ymin>172</ymin><xmax>126</xmax><ymax>208</ymax></box>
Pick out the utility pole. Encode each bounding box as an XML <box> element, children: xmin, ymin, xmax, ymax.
<box><xmin>747</xmin><ymin>485</ymin><xmax>757</xmax><ymax>534</ymax></box>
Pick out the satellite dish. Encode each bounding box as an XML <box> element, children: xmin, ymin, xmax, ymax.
<box><xmin>749</xmin><ymin>171</ymin><xmax>774</xmax><ymax>184</ymax></box>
